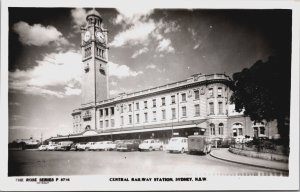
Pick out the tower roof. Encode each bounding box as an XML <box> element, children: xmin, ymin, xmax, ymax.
<box><xmin>86</xmin><ymin>8</ymin><xmax>102</xmax><ymax>20</ymax></box>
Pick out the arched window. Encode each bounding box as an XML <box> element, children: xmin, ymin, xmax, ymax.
<box><xmin>232</xmin><ymin>123</ymin><xmax>243</xmax><ymax>137</ymax></box>
<box><xmin>218</xmin><ymin>123</ymin><xmax>224</xmax><ymax>135</ymax></box>
<box><xmin>210</xmin><ymin>123</ymin><xmax>215</xmax><ymax>135</ymax></box>
<box><xmin>85</xmin><ymin>125</ymin><xmax>91</xmax><ymax>130</ymax></box>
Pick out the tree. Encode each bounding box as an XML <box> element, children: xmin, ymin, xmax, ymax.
<box><xmin>230</xmin><ymin>55</ymin><xmax>291</xmax><ymax>145</ymax></box>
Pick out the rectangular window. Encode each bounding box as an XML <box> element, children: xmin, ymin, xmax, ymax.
<box><xmin>153</xmin><ymin>99</ymin><xmax>156</xmax><ymax>108</ymax></box>
<box><xmin>194</xmin><ymin>90</ymin><xmax>200</xmax><ymax>100</ymax></box>
<box><xmin>172</xmin><ymin>108</ymin><xmax>176</xmax><ymax>119</ymax></box>
<box><xmin>144</xmin><ymin>113</ymin><xmax>148</xmax><ymax>122</ymax></box>
<box><xmin>144</xmin><ymin>101</ymin><xmax>148</xmax><ymax>109</ymax></box>
<box><xmin>136</xmin><ymin>114</ymin><xmax>140</xmax><ymax>123</ymax></box>
<box><xmin>110</xmin><ymin>107</ymin><xmax>114</xmax><ymax>115</ymax></box>
<box><xmin>153</xmin><ymin>111</ymin><xmax>157</xmax><ymax>121</ymax></box>
<box><xmin>181</xmin><ymin>93</ymin><xmax>186</xmax><ymax>102</ymax></box>
<box><xmin>100</xmin><ymin>121</ymin><xmax>103</xmax><ymax>128</ymax></box>
<box><xmin>195</xmin><ymin>104</ymin><xmax>200</xmax><ymax>116</ymax></box>
<box><xmin>171</xmin><ymin>95</ymin><xmax>176</xmax><ymax>104</ymax></box>
<box><xmin>121</xmin><ymin>116</ymin><xmax>124</xmax><ymax>125</ymax></box>
<box><xmin>136</xmin><ymin>102</ymin><xmax>139</xmax><ymax>110</ymax></box>
<box><xmin>105</xmin><ymin>108</ymin><xmax>109</xmax><ymax>116</ymax></box>
<box><xmin>121</xmin><ymin>105</ymin><xmax>124</xmax><ymax>113</ymax></box>
<box><xmin>209</xmin><ymin>102</ymin><xmax>214</xmax><ymax>115</ymax></box>
<box><xmin>218</xmin><ymin>102</ymin><xmax>223</xmax><ymax>114</ymax></box>
<box><xmin>129</xmin><ymin>115</ymin><xmax>132</xmax><ymax>124</ymax></box>
<box><xmin>100</xmin><ymin>109</ymin><xmax>103</xmax><ymax>117</ymax></box>
<box><xmin>162</xmin><ymin>97</ymin><xmax>166</xmax><ymax>106</ymax></box>
<box><xmin>182</xmin><ymin>106</ymin><xmax>187</xmax><ymax>117</ymax></box>
<box><xmin>105</xmin><ymin>120</ymin><xmax>109</xmax><ymax>128</ymax></box>
<box><xmin>208</xmin><ymin>88</ymin><xmax>214</xmax><ymax>97</ymax></box>
<box><xmin>111</xmin><ymin>119</ymin><xmax>115</xmax><ymax>127</ymax></box>
<box><xmin>162</xmin><ymin>110</ymin><xmax>166</xmax><ymax>120</ymax></box>
<box><xmin>129</xmin><ymin>104</ymin><xmax>132</xmax><ymax>112</ymax></box>
<box><xmin>217</xmin><ymin>88</ymin><xmax>222</xmax><ymax>97</ymax></box>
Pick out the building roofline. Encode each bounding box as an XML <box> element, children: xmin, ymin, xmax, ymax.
<box><xmin>74</xmin><ymin>73</ymin><xmax>230</xmax><ymax>111</ymax></box>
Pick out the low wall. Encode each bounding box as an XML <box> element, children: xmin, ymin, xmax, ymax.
<box><xmin>229</xmin><ymin>147</ymin><xmax>289</xmax><ymax>163</ymax></box>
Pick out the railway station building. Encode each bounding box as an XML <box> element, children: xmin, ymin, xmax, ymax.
<box><xmin>51</xmin><ymin>9</ymin><xmax>278</xmax><ymax>143</ymax></box>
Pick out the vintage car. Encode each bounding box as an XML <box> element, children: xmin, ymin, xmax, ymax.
<box><xmin>70</xmin><ymin>143</ymin><xmax>77</xmax><ymax>151</ymax></box>
<box><xmin>117</xmin><ymin>139</ymin><xmax>141</xmax><ymax>152</ymax></box>
<box><xmin>85</xmin><ymin>142</ymin><xmax>95</xmax><ymax>151</ymax></box>
<box><xmin>38</xmin><ymin>145</ymin><xmax>48</xmax><ymax>151</ymax></box>
<box><xmin>138</xmin><ymin>139</ymin><xmax>163</xmax><ymax>151</ymax></box>
<box><xmin>56</xmin><ymin>141</ymin><xmax>73</xmax><ymax>151</ymax></box>
<box><xmin>90</xmin><ymin>141</ymin><xmax>103</xmax><ymax>151</ymax></box>
<box><xmin>47</xmin><ymin>143</ymin><xmax>58</xmax><ymax>151</ymax></box>
<box><xmin>76</xmin><ymin>142</ymin><xmax>87</xmax><ymax>151</ymax></box>
<box><xmin>166</xmin><ymin>137</ymin><xmax>188</xmax><ymax>153</ymax></box>
<box><xmin>188</xmin><ymin>135</ymin><xmax>211</xmax><ymax>155</ymax></box>
<box><xmin>100</xmin><ymin>141</ymin><xmax>116</xmax><ymax>151</ymax></box>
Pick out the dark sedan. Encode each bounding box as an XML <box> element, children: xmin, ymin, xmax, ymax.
<box><xmin>116</xmin><ymin>139</ymin><xmax>141</xmax><ymax>152</ymax></box>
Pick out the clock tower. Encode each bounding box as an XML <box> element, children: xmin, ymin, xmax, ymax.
<box><xmin>81</xmin><ymin>8</ymin><xmax>109</xmax><ymax>107</ymax></box>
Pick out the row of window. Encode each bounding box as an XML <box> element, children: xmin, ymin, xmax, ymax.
<box><xmin>100</xmin><ymin>119</ymin><xmax>115</xmax><ymax>128</ymax></box>
<box><xmin>100</xmin><ymin>107</ymin><xmax>115</xmax><ymax>117</ymax></box>
<box><xmin>86</xmin><ymin>100</ymin><xmax>223</xmax><ymax>121</ymax></box>
<box><xmin>208</xmin><ymin>87</ymin><xmax>224</xmax><ymax>98</ymax></box>
<box><xmin>209</xmin><ymin>102</ymin><xmax>224</xmax><ymax>115</ymax></box>
<box><xmin>97</xmin><ymin>88</ymin><xmax>224</xmax><ymax>116</ymax></box>
<box><xmin>119</xmin><ymin>105</ymin><xmax>201</xmax><ymax>126</ymax></box>
<box><xmin>209</xmin><ymin>123</ymin><xmax>224</xmax><ymax>135</ymax></box>
<box><xmin>96</xmin><ymin>47</ymin><xmax>105</xmax><ymax>59</ymax></box>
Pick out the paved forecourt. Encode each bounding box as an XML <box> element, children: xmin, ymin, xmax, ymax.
<box><xmin>8</xmin><ymin>150</ymin><xmax>287</xmax><ymax>176</ymax></box>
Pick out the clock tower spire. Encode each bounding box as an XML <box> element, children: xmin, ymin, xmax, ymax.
<box><xmin>80</xmin><ymin>8</ymin><xmax>109</xmax><ymax>107</ymax></box>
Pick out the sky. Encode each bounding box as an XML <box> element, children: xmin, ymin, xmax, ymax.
<box><xmin>8</xmin><ymin>7</ymin><xmax>291</xmax><ymax>142</ymax></box>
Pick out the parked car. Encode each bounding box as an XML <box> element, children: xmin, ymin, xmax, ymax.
<box><xmin>90</xmin><ymin>141</ymin><xmax>103</xmax><ymax>151</ymax></box>
<box><xmin>38</xmin><ymin>145</ymin><xmax>48</xmax><ymax>151</ymax></box>
<box><xmin>139</xmin><ymin>139</ymin><xmax>163</xmax><ymax>151</ymax></box>
<box><xmin>70</xmin><ymin>143</ymin><xmax>77</xmax><ymax>151</ymax></box>
<box><xmin>56</xmin><ymin>141</ymin><xmax>73</xmax><ymax>151</ymax></box>
<box><xmin>47</xmin><ymin>143</ymin><xmax>58</xmax><ymax>151</ymax></box>
<box><xmin>188</xmin><ymin>135</ymin><xmax>211</xmax><ymax>155</ymax></box>
<box><xmin>85</xmin><ymin>142</ymin><xmax>95</xmax><ymax>151</ymax></box>
<box><xmin>115</xmin><ymin>140</ymin><xmax>126</xmax><ymax>151</ymax></box>
<box><xmin>166</xmin><ymin>137</ymin><xmax>188</xmax><ymax>153</ymax></box>
<box><xmin>76</xmin><ymin>142</ymin><xmax>87</xmax><ymax>151</ymax></box>
<box><xmin>117</xmin><ymin>139</ymin><xmax>141</xmax><ymax>151</ymax></box>
<box><xmin>100</xmin><ymin>141</ymin><xmax>116</xmax><ymax>151</ymax></box>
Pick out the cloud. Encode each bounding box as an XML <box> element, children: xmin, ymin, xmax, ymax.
<box><xmin>12</xmin><ymin>21</ymin><xmax>69</xmax><ymax>46</ymax></box>
<box><xmin>71</xmin><ymin>8</ymin><xmax>87</xmax><ymax>32</ymax></box>
<box><xmin>156</xmin><ymin>38</ymin><xmax>175</xmax><ymax>53</ymax></box>
<box><xmin>9</xmin><ymin>51</ymin><xmax>82</xmax><ymax>98</ymax></box>
<box><xmin>131</xmin><ymin>47</ymin><xmax>149</xmax><ymax>58</ymax></box>
<box><xmin>146</xmin><ymin>64</ymin><xmax>157</xmax><ymax>69</ymax></box>
<box><xmin>108</xmin><ymin>61</ymin><xmax>143</xmax><ymax>79</ymax></box>
<box><xmin>113</xmin><ymin>7</ymin><xmax>154</xmax><ymax>25</ymax></box>
<box><xmin>109</xmin><ymin>20</ymin><xmax>156</xmax><ymax>47</ymax></box>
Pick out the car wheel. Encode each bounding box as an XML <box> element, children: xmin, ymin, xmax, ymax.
<box><xmin>180</xmin><ymin>148</ymin><xmax>185</xmax><ymax>154</ymax></box>
<box><xmin>85</xmin><ymin>148</ymin><xmax>88</xmax><ymax>151</ymax></box>
<box><xmin>159</xmin><ymin>146</ymin><xmax>163</xmax><ymax>151</ymax></box>
<box><xmin>149</xmin><ymin>147</ymin><xmax>153</xmax><ymax>151</ymax></box>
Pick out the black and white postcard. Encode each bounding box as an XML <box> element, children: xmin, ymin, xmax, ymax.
<box><xmin>1</xmin><ymin>0</ymin><xmax>299</xmax><ymax>191</ymax></box>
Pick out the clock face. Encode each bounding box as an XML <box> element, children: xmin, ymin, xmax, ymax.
<box><xmin>96</xmin><ymin>31</ymin><xmax>105</xmax><ymax>43</ymax></box>
<box><xmin>84</xmin><ymin>31</ymin><xmax>91</xmax><ymax>42</ymax></box>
